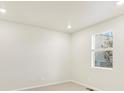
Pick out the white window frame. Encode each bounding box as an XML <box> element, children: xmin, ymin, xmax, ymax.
<box><xmin>91</xmin><ymin>32</ymin><xmax>113</xmax><ymax>70</ymax></box>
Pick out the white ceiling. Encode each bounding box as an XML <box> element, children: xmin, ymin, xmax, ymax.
<box><xmin>0</xmin><ymin>1</ymin><xmax>124</xmax><ymax>33</ymax></box>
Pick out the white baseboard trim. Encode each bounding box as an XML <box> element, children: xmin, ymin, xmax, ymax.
<box><xmin>70</xmin><ymin>80</ymin><xmax>102</xmax><ymax>91</ymax></box>
<box><xmin>14</xmin><ymin>80</ymin><xmax>72</xmax><ymax>91</ymax></box>
<box><xmin>14</xmin><ymin>80</ymin><xmax>102</xmax><ymax>91</ymax></box>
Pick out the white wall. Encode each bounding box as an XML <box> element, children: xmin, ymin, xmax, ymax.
<box><xmin>72</xmin><ymin>15</ymin><xmax>124</xmax><ymax>90</ymax></box>
<box><xmin>0</xmin><ymin>20</ymin><xmax>71</xmax><ymax>90</ymax></box>
<box><xmin>1</xmin><ymin>13</ymin><xmax>124</xmax><ymax>91</ymax></box>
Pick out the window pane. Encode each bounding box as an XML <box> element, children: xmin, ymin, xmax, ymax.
<box><xmin>95</xmin><ymin>51</ymin><xmax>113</xmax><ymax>68</ymax></box>
<box><xmin>95</xmin><ymin>32</ymin><xmax>113</xmax><ymax>49</ymax></box>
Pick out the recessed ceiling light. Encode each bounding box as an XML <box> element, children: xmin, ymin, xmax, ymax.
<box><xmin>116</xmin><ymin>1</ymin><xmax>124</xmax><ymax>6</ymax></box>
<box><xmin>67</xmin><ymin>25</ymin><xmax>72</xmax><ymax>29</ymax></box>
<box><xmin>0</xmin><ymin>8</ymin><xmax>6</xmax><ymax>13</ymax></box>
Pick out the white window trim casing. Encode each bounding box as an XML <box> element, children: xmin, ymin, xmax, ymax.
<box><xmin>91</xmin><ymin>32</ymin><xmax>113</xmax><ymax>70</ymax></box>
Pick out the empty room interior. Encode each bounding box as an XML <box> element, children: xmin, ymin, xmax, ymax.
<box><xmin>0</xmin><ymin>0</ymin><xmax>124</xmax><ymax>91</ymax></box>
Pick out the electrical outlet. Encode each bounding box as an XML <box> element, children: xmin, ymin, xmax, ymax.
<box><xmin>87</xmin><ymin>78</ymin><xmax>90</xmax><ymax>81</ymax></box>
<box><xmin>41</xmin><ymin>77</ymin><xmax>45</xmax><ymax>81</ymax></box>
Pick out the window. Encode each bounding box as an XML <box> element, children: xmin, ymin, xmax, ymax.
<box><xmin>91</xmin><ymin>32</ymin><xmax>113</xmax><ymax>69</ymax></box>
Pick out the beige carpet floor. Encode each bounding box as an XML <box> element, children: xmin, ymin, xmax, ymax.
<box><xmin>23</xmin><ymin>82</ymin><xmax>89</xmax><ymax>91</ymax></box>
